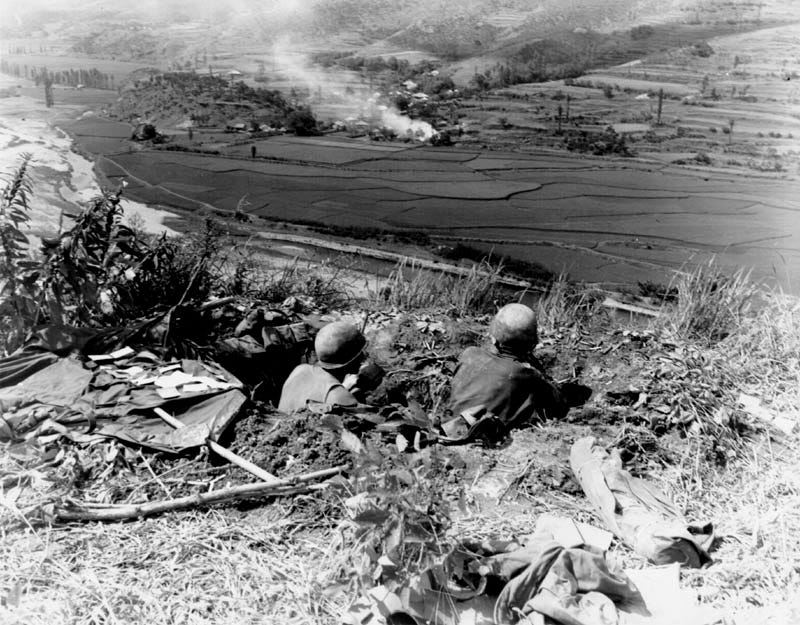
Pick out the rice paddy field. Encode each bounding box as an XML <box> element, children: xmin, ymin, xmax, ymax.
<box><xmin>75</xmin><ymin>127</ymin><xmax>800</xmax><ymax>291</ymax></box>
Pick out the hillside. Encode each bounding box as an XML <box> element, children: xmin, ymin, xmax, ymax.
<box><xmin>6</xmin><ymin>0</ymin><xmax>799</xmax><ymax>67</ymax></box>
<box><xmin>108</xmin><ymin>72</ymin><xmax>298</xmax><ymax>130</ymax></box>
<box><xmin>1</xmin><ymin>158</ymin><xmax>799</xmax><ymax>624</ymax></box>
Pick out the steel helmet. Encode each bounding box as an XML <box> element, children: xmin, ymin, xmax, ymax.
<box><xmin>314</xmin><ymin>321</ymin><xmax>367</xmax><ymax>370</ymax></box>
<box><xmin>489</xmin><ymin>303</ymin><xmax>538</xmax><ymax>349</ymax></box>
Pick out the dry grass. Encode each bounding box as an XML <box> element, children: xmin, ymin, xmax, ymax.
<box><xmin>656</xmin><ymin>260</ymin><xmax>761</xmax><ymax>343</ymax></box>
<box><xmin>377</xmin><ymin>258</ymin><xmax>508</xmax><ymax>315</ymax></box>
<box><xmin>535</xmin><ymin>273</ymin><xmax>600</xmax><ymax>335</ymax></box>
<box><xmin>664</xmin><ymin>433</ymin><xmax>800</xmax><ymax>623</ymax></box>
<box><xmin>0</xmin><ymin>506</ymin><xmax>351</xmax><ymax>625</ymax></box>
<box><xmin>2</xmin><ymin>266</ymin><xmax>800</xmax><ymax>625</ymax></box>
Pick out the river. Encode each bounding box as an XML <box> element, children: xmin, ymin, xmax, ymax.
<box><xmin>0</xmin><ymin>75</ymin><xmax>178</xmax><ymax>244</ymax></box>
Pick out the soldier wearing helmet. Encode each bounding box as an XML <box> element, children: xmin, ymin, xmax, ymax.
<box><xmin>449</xmin><ymin>303</ymin><xmax>589</xmax><ymax>430</ymax></box>
<box><xmin>278</xmin><ymin>320</ymin><xmax>383</xmax><ymax>413</ymax></box>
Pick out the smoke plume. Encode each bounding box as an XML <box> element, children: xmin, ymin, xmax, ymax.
<box><xmin>271</xmin><ymin>37</ymin><xmax>435</xmax><ymax>141</ymax></box>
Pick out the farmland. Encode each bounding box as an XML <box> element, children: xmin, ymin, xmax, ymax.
<box><xmin>454</xmin><ymin>21</ymin><xmax>800</xmax><ymax>177</ymax></box>
<box><xmin>4</xmin><ymin>2</ymin><xmax>800</xmax><ymax>293</ymax></box>
<box><xmin>66</xmin><ymin>119</ymin><xmax>800</xmax><ymax>290</ymax></box>
<box><xmin>3</xmin><ymin>4</ymin><xmax>800</xmax><ymax>625</ymax></box>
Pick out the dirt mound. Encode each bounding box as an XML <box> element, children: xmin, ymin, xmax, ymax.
<box><xmin>225</xmin><ymin>405</ymin><xmax>353</xmax><ymax>477</ymax></box>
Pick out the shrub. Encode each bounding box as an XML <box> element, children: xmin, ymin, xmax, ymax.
<box><xmin>286</xmin><ymin>108</ymin><xmax>319</xmax><ymax>136</ymax></box>
<box><xmin>0</xmin><ymin>162</ymin><xmax>239</xmax><ymax>352</ymax></box>
<box><xmin>564</xmin><ymin>126</ymin><xmax>633</xmax><ymax>157</ymax></box>
<box><xmin>695</xmin><ymin>151</ymin><xmax>712</xmax><ymax>165</ymax></box>
<box><xmin>630</xmin><ymin>25</ymin><xmax>655</xmax><ymax>40</ymax></box>
<box><xmin>692</xmin><ymin>42</ymin><xmax>714</xmax><ymax>58</ymax></box>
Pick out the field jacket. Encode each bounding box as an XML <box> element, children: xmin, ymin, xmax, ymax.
<box><xmin>449</xmin><ymin>346</ymin><xmax>567</xmax><ymax>428</ymax></box>
<box><xmin>277</xmin><ymin>364</ymin><xmax>357</xmax><ymax>414</ymax></box>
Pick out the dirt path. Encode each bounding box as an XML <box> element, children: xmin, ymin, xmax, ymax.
<box><xmin>255</xmin><ymin>231</ymin><xmax>537</xmax><ymax>289</ymax></box>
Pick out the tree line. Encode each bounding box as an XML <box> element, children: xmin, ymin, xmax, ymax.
<box><xmin>0</xmin><ymin>60</ymin><xmax>116</xmax><ymax>90</ymax></box>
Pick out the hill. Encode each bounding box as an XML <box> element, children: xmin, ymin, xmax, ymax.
<box><xmin>108</xmin><ymin>72</ymin><xmax>299</xmax><ymax>131</ymax></box>
<box><xmin>6</xmin><ymin>0</ymin><xmax>800</xmax><ymax>67</ymax></box>
<box><xmin>1</xmin><ymin>158</ymin><xmax>799</xmax><ymax>624</ymax></box>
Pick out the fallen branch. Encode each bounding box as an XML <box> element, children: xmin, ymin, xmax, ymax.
<box><xmin>154</xmin><ymin>407</ymin><xmax>280</xmax><ymax>484</ymax></box>
<box><xmin>55</xmin><ymin>465</ymin><xmax>348</xmax><ymax>522</ymax></box>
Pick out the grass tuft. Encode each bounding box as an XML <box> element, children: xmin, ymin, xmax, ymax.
<box><xmin>657</xmin><ymin>260</ymin><xmax>760</xmax><ymax>343</ymax></box>
<box><xmin>377</xmin><ymin>258</ymin><xmax>508</xmax><ymax>315</ymax></box>
<box><xmin>535</xmin><ymin>273</ymin><xmax>599</xmax><ymax>334</ymax></box>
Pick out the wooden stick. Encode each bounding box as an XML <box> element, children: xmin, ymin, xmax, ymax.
<box><xmin>57</xmin><ymin>485</ymin><xmax>311</xmax><ymax>522</ymax></box>
<box><xmin>198</xmin><ymin>296</ymin><xmax>235</xmax><ymax>312</ymax></box>
<box><xmin>153</xmin><ymin>407</ymin><xmax>280</xmax><ymax>484</ymax></box>
<box><xmin>55</xmin><ymin>465</ymin><xmax>348</xmax><ymax>522</ymax></box>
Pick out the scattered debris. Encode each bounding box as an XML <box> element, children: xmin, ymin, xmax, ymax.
<box><xmin>570</xmin><ymin>436</ymin><xmax>713</xmax><ymax>568</ymax></box>
<box><xmin>737</xmin><ymin>392</ymin><xmax>796</xmax><ymax>436</ymax></box>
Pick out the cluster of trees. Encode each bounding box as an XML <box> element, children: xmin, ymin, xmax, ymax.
<box><xmin>312</xmin><ymin>52</ymin><xmax>437</xmax><ymax>78</ymax></box>
<box><xmin>469</xmin><ymin>60</ymin><xmax>589</xmax><ymax>92</ymax></box>
<box><xmin>136</xmin><ymin>73</ymin><xmax>291</xmax><ymax>111</ymax></box>
<box><xmin>692</xmin><ymin>42</ymin><xmax>715</xmax><ymax>58</ymax></box>
<box><xmin>5</xmin><ymin>44</ymin><xmax>57</xmax><ymax>54</ymax></box>
<box><xmin>311</xmin><ymin>53</ymin><xmax>456</xmax><ymax>97</ymax></box>
<box><xmin>564</xmin><ymin>126</ymin><xmax>633</xmax><ymax>157</ymax></box>
<box><xmin>468</xmin><ymin>38</ymin><xmax>593</xmax><ymax>92</ymax></box>
<box><xmin>0</xmin><ymin>60</ymin><xmax>116</xmax><ymax>89</ymax></box>
<box><xmin>118</xmin><ymin>72</ymin><xmax>318</xmax><ymax>136</ymax></box>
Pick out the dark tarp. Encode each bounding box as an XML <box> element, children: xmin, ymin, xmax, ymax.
<box><xmin>85</xmin><ymin>389</ymin><xmax>247</xmax><ymax>452</ymax></box>
<box><xmin>0</xmin><ymin>357</ymin><xmax>93</xmax><ymax>410</ymax></box>
<box><xmin>0</xmin><ymin>350</ymin><xmax>59</xmax><ymax>388</ymax></box>
<box><xmin>0</xmin><ymin>353</ymin><xmax>246</xmax><ymax>453</ymax></box>
<box><xmin>570</xmin><ymin>436</ymin><xmax>713</xmax><ymax>568</ymax></box>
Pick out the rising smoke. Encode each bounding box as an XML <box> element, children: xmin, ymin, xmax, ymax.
<box><xmin>271</xmin><ymin>37</ymin><xmax>436</xmax><ymax>141</ymax></box>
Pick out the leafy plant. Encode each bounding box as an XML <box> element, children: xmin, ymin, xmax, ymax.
<box><xmin>40</xmin><ymin>189</ymin><xmax>149</xmax><ymax>324</ymax></box>
<box><xmin>0</xmin><ymin>163</ymin><xmax>239</xmax><ymax>353</ymax></box>
<box><xmin>336</xmin><ymin>435</ymin><xmax>456</xmax><ymax>596</ymax></box>
<box><xmin>0</xmin><ymin>155</ymin><xmax>41</xmax><ymax>354</ymax></box>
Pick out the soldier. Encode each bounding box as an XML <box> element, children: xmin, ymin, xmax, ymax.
<box><xmin>449</xmin><ymin>303</ymin><xmax>589</xmax><ymax>432</ymax></box>
<box><xmin>278</xmin><ymin>321</ymin><xmax>383</xmax><ymax>414</ymax></box>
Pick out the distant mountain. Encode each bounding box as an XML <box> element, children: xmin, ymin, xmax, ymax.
<box><xmin>2</xmin><ymin>0</ymin><xmax>795</xmax><ymax>65</ymax></box>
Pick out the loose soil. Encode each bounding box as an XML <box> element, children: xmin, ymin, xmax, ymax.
<box><xmin>225</xmin><ymin>406</ymin><xmax>353</xmax><ymax>477</ymax></box>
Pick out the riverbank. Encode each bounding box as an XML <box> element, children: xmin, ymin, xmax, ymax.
<box><xmin>0</xmin><ymin>75</ymin><xmax>178</xmax><ymax>241</ymax></box>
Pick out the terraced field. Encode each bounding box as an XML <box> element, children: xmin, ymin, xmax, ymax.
<box><xmin>83</xmin><ymin>128</ymin><xmax>800</xmax><ymax>290</ymax></box>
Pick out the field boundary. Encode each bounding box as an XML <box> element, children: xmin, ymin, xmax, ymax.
<box><xmin>255</xmin><ymin>230</ymin><xmax>540</xmax><ymax>290</ymax></box>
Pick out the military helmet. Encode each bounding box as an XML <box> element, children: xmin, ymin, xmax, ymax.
<box><xmin>489</xmin><ymin>303</ymin><xmax>538</xmax><ymax>349</ymax></box>
<box><xmin>315</xmin><ymin>321</ymin><xmax>367</xmax><ymax>370</ymax></box>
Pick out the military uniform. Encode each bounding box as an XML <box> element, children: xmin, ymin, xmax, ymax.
<box><xmin>277</xmin><ymin>364</ymin><xmax>358</xmax><ymax>414</ymax></box>
<box><xmin>449</xmin><ymin>346</ymin><xmax>567</xmax><ymax>428</ymax></box>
